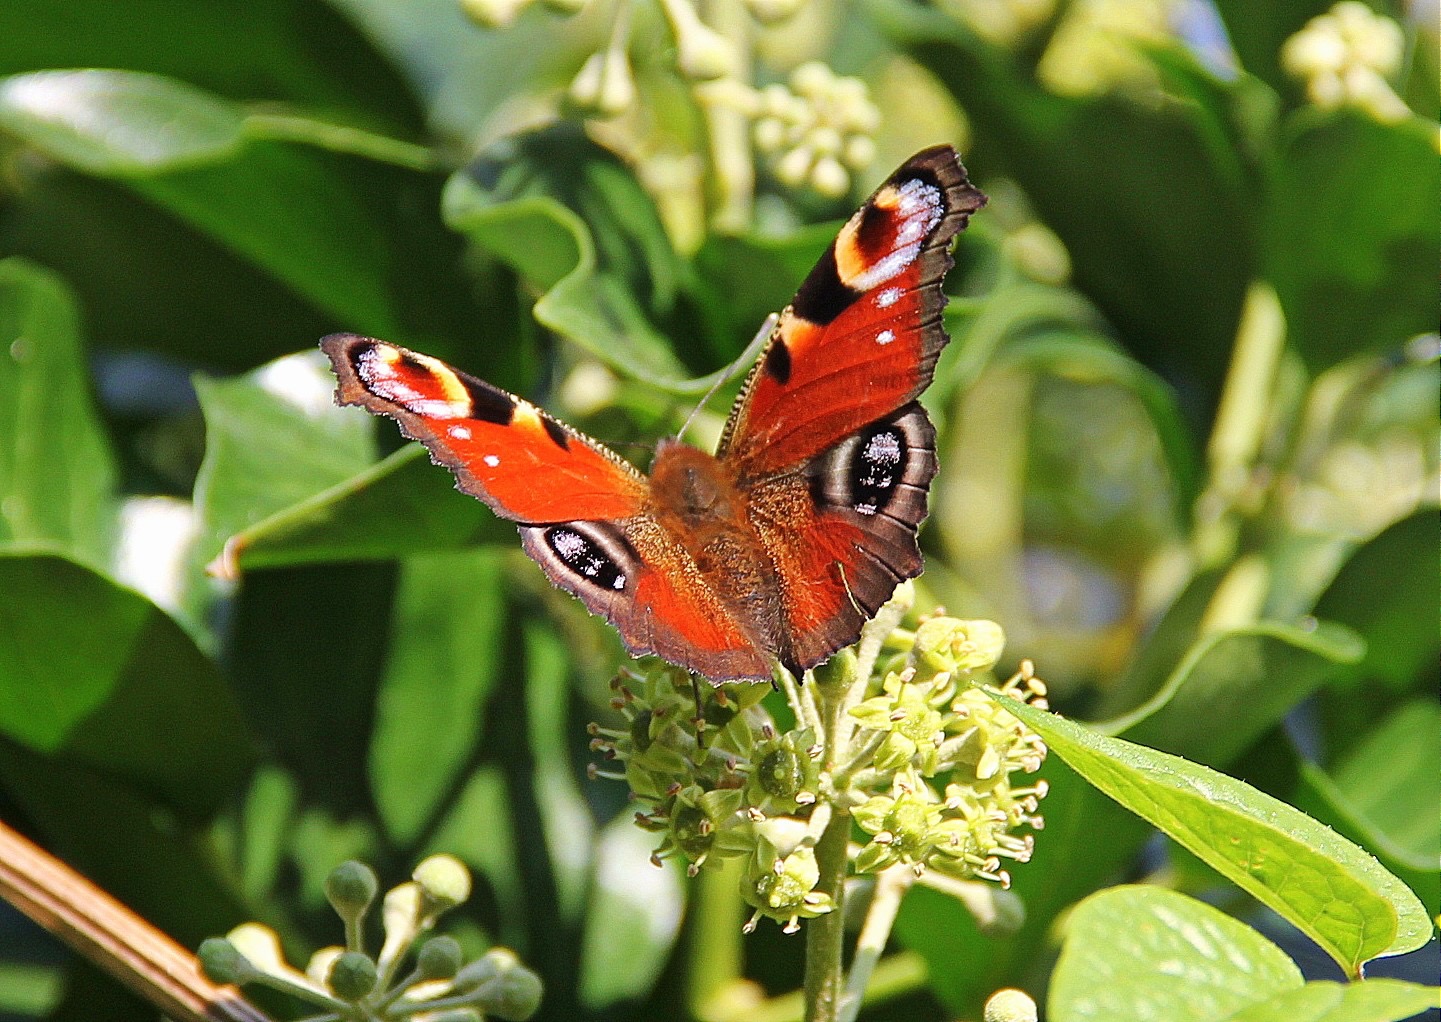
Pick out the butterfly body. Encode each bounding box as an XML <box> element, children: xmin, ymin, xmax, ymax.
<box><xmin>323</xmin><ymin>146</ymin><xmax>985</xmax><ymax>682</ymax></box>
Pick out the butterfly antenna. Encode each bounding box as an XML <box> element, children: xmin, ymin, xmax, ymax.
<box><xmin>676</xmin><ymin>313</ymin><xmax>779</xmax><ymax>443</ymax></box>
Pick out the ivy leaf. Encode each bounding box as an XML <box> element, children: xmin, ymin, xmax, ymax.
<box><xmin>1050</xmin><ymin>886</ymin><xmax>1302</xmax><ymax>1021</ymax></box>
<box><xmin>1002</xmin><ymin>698</ymin><xmax>1432</xmax><ymax>976</ymax></box>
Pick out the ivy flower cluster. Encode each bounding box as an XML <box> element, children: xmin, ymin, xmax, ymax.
<box><xmin>198</xmin><ymin>856</ymin><xmax>541</xmax><ymax>1021</ymax></box>
<box><xmin>1281</xmin><ymin>1</ymin><xmax>1410</xmax><ymax>122</ymax></box>
<box><xmin>460</xmin><ymin>0</ymin><xmax>882</xmax><ymax>204</ymax></box>
<box><xmin>589</xmin><ymin>588</ymin><xmax>1048</xmax><ymax>933</ymax></box>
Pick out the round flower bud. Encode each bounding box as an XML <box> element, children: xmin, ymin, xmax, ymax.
<box><xmin>810</xmin><ymin>156</ymin><xmax>849</xmax><ymax>198</ymax></box>
<box><xmin>677</xmin><ymin>22</ymin><xmax>735</xmax><ymax>81</ymax></box>
<box><xmin>325</xmin><ymin>860</ymin><xmax>379</xmax><ymax>918</ymax></box>
<box><xmin>742</xmin><ymin>0</ymin><xmax>806</xmax><ymax>24</ymax></box>
<box><xmin>985</xmin><ymin>987</ymin><xmax>1039</xmax><ymax>1022</ymax></box>
<box><xmin>306</xmin><ymin>946</ymin><xmax>344</xmax><ymax>987</ymax></box>
<box><xmin>414</xmin><ymin>854</ymin><xmax>472</xmax><ymax>913</ymax></box>
<box><xmin>417</xmin><ymin>936</ymin><xmax>465</xmax><ymax>980</ymax></box>
<box><xmin>197</xmin><ymin>938</ymin><xmax>256</xmax><ymax>986</ymax></box>
<box><xmin>790</xmin><ymin>61</ymin><xmax>833</xmax><ymax>98</ymax></box>
<box><xmin>481</xmin><ymin>964</ymin><xmax>544</xmax><ymax>1020</ymax></box>
<box><xmin>328</xmin><ymin>951</ymin><xmax>377</xmax><ymax>1001</ymax></box>
<box><xmin>452</xmin><ymin>946</ymin><xmax>520</xmax><ymax>992</ymax></box>
<box><xmin>568</xmin><ymin>48</ymin><xmax>636</xmax><ymax>119</ymax></box>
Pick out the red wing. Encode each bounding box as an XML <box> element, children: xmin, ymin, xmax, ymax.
<box><xmin>322</xmin><ymin>334</ymin><xmax>648</xmax><ymax>523</ymax></box>
<box><xmin>718</xmin><ymin>146</ymin><xmax>985</xmax><ymax>481</ymax></box>
<box><xmin>322</xmin><ymin>334</ymin><xmax>771</xmax><ymax>680</ymax></box>
<box><xmin>519</xmin><ymin>520</ymin><xmax>771</xmax><ymax>681</ymax></box>
<box><xmin>748</xmin><ymin>404</ymin><xmax>938</xmax><ymax>673</ymax></box>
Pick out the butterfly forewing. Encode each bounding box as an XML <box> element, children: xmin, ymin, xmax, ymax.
<box><xmin>718</xmin><ymin>146</ymin><xmax>985</xmax><ymax>481</ymax></box>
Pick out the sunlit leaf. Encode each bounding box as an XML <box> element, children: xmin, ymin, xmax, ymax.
<box><xmin>1050</xmin><ymin>886</ymin><xmax>1302</xmax><ymax>1022</ymax></box>
<box><xmin>1004</xmin><ymin>698</ymin><xmax>1431</xmax><ymax>974</ymax></box>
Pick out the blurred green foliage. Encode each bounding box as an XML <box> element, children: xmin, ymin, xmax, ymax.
<box><xmin>0</xmin><ymin>0</ymin><xmax>1436</xmax><ymax>1019</ymax></box>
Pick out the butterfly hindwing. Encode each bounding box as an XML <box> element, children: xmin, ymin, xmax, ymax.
<box><xmin>718</xmin><ymin>146</ymin><xmax>984</xmax><ymax>481</ymax></box>
<box><xmin>748</xmin><ymin>404</ymin><xmax>939</xmax><ymax>670</ymax></box>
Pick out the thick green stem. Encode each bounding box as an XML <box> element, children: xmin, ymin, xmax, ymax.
<box><xmin>802</xmin><ymin>803</ymin><xmax>850</xmax><ymax>1022</ymax></box>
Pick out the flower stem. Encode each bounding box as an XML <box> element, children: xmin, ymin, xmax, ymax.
<box><xmin>837</xmin><ymin>866</ymin><xmax>914</xmax><ymax>1022</ymax></box>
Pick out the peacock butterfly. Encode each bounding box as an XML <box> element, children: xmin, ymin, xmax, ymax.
<box><xmin>321</xmin><ymin>145</ymin><xmax>985</xmax><ymax>682</ymax></box>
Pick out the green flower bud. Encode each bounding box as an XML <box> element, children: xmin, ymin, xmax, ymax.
<box><xmin>453</xmin><ymin>947</ymin><xmax>520</xmax><ymax>992</ymax></box>
<box><xmin>985</xmin><ymin>987</ymin><xmax>1039</xmax><ymax>1022</ymax></box>
<box><xmin>306</xmin><ymin>946</ymin><xmax>344</xmax><ymax>987</ymax></box>
<box><xmin>568</xmin><ymin>48</ymin><xmax>635</xmax><ymax>119</ymax></box>
<box><xmin>325</xmin><ymin>860</ymin><xmax>378</xmax><ymax>919</ymax></box>
<box><xmin>197</xmin><ymin>937</ymin><xmax>256</xmax><ymax>986</ymax></box>
<box><xmin>417</xmin><ymin>935</ymin><xmax>465</xmax><ymax>980</ymax></box>
<box><xmin>414</xmin><ymin>853</ymin><xmax>472</xmax><ymax>913</ymax></box>
<box><xmin>481</xmin><ymin>963</ymin><xmax>544</xmax><ymax>1020</ymax></box>
<box><xmin>913</xmin><ymin>618</ymin><xmax>1005</xmax><ymax>681</ymax></box>
<box><xmin>328</xmin><ymin>951</ymin><xmax>377</xmax><ymax>1001</ymax></box>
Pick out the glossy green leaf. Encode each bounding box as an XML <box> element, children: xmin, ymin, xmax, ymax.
<box><xmin>222</xmin><ymin>444</ymin><xmax>509</xmax><ymax>569</ymax></box>
<box><xmin>0</xmin><ymin>69</ymin><xmax>244</xmax><ymax>174</ymax></box>
<box><xmin>0</xmin><ymin>742</ymin><xmax>249</xmax><ymax>944</ymax></box>
<box><xmin>0</xmin><ymin>0</ymin><xmax>427</xmax><ymax>134</ymax></box>
<box><xmin>193</xmin><ymin>351</ymin><xmax>374</xmax><ymax>575</ymax></box>
<box><xmin>1224</xmin><ymin>979</ymin><xmax>1441</xmax><ymax>1022</ymax></box>
<box><xmin>1003</xmin><ymin>698</ymin><xmax>1432</xmax><ymax>974</ymax></box>
<box><xmin>0</xmin><ymin>550</ymin><xmax>254</xmax><ymax>816</ymax></box>
<box><xmin>1265</xmin><ymin>109</ymin><xmax>1440</xmax><ymax>370</ymax></box>
<box><xmin>370</xmin><ymin>549</ymin><xmax>506</xmax><ymax>846</ymax></box>
<box><xmin>1050</xmin><ymin>886</ymin><xmax>1302</xmax><ymax>1022</ymax></box>
<box><xmin>0</xmin><ymin>258</ymin><xmax>117</xmax><ymax>567</ymax></box>
<box><xmin>1108</xmin><ymin>621</ymin><xmax>1365</xmax><ymax>766</ymax></box>
<box><xmin>442</xmin><ymin>129</ymin><xmax>693</xmax><ymax>387</ymax></box>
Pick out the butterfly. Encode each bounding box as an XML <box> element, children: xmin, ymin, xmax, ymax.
<box><xmin>321</xmin><ymin>145</ymin><xmax>985</xmax><ymax>682</ymax></box>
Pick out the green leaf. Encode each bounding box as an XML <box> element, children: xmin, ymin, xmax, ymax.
<box><xmin>221</xmin><ymin>444</ymin><xmax>510</xmax><ymax>570</ymax></box>
<box><xmin>0</xmin><ymin>258</ymin><xmax>117</xmax><ymax>567</ymax></box>
<box><xmin>193</xmin><ymin>351</ymin><xmax>375</xmax><ymax>577</ymax></box>
<box><xmin>1312</xmin><ymin>511</ymin><xmax>1440</xmax><ymax>692</ymax></box>
<box><xmin>442</xmin><ymin>129</ymin><xmax>693</xmax><ymax>387</ymax></box>
<box><xmin>1107</xmin><ymin>621</ymin><xmax>1365</xmax><ymax>766</ymax></box>
<box><xmin>1224</xmin><ymin>979</ymin><xmax>1441</xmax><ymax>1022</ymax></box>
<box><xmin>1002</xmin><ymin>697</ymin><xmax>1432</xmax><ymax>974</ymax></box>
<box><xmin>369</xmin><ymin>549</ymin><xmax>506</xmax><ymax>846</ymax></box>
<box><xmin>0</xmin><ymin>69</ymin><xmax>244</xmax><ymax>174</ymax></box>
<box><xmin>1265</xmin><ymin>109</ymin><xmax>1441</xmax><ymax>370</ymax></box>
<box><xmin>1050</xmin><ymin>886</ymin><xmax>1302</xmax><ymax>1022</ymax></box>
<box><xmin>0</xmin><ymin>550</ymin><xmax>254</xmax><ymax>816</ymax></box>
<box><xmin>1296</xmin><ymin>700</ymin><xmax>1441</xmax><ymax>914</ymax></box>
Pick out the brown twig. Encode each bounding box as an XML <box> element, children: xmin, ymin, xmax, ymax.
<box><xmin>0</xmin><ymin>818</ymin><xmax>273</xmax><ymax>1022</ymax></box>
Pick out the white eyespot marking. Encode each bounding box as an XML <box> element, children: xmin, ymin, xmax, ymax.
<box><xmin>552</xmin><ymin>529</ymin><xmax>586</xmax><ymax>560</ymax></box>
<box><xmin>612</xmin><ymin>573</ymin><xmax>626</xmax><ymax>590</ymax></box>
<box><xmin>865</xmin><ymin>431</ymin><xmax>902</xmax><ymax>463</ymax></box>
<box><xmin>483</xmin><ymin>454</ymin><xmax>500</xmax><ymax>467</ymax></box>
<box><xmin>449</xmin><ymin>424</ymin><xmax>472</xmax><ymax>440</ymax></box>
<box><xmin>855</xmin><ymin>503</ymin><xmax>878</xmax><ymax>516</ymax></box>
<box><xmin>875</xmin><ymin>329</ymin><xmax>895</xmax><ymax>345</ymax></box>
<box><xmin>876</xmin><ymin>287</ymin><xmax>903</xmax><ymax>309</ymax></box>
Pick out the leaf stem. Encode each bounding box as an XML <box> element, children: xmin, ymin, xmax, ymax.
<box><xmin>243</xmin><ymin>112</ymin><xmax>443</xmax><ymax>172</ymax></box>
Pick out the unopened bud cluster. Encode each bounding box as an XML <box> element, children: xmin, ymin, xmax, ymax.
<box><xmin>1281</xmin><ymin>2</ymin><xmax>1410</xmax><ymax>122</ymax></box>
<box><xmin>748</xmin><ymin>62</ymin><xmax>882</xmax><ymax>198</ymax></box>
<box><xmin>198</xmin><ymin>856</ymin><xmax>542</xmax><ymax>1021</ymax></box>
<box><xmin>589</xmin><ymin>592</ymin><xmax>1048</xmax><ymax>933</ymax></box>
